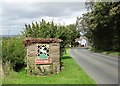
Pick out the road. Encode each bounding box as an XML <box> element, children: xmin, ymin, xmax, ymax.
<box><xmin>70</xmin><ymin>48</ymin><xmax>119</xmax><ymax>84</ymax></box>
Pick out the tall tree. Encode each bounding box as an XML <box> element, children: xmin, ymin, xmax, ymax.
<box><xmin>77</xmin><ymin>2</ymin><xmax>120</xmax><ymax>51</ymax></box>
<box><xmin>22</xmin><ymin>19</ymin><xmax>80</xmax><ymax>52</ymax></box>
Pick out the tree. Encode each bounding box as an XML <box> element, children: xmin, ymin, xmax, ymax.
<box><xmin>77</xmin><ymin>2</ymin><xmax>120</xmax><ymax>51</ymax></box>
<box><xmin>22</xmin><ymin>19</ymin><xmax>80</xmax><ymax>53</ymax></box>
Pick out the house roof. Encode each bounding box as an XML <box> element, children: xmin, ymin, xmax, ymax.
<box><xmin>75</xmin><ymin>36</ymin><xmax>87</xmax><ymax>42</ymax></box>
<box><xmin>24</xmin><ymin>37</ymin><xmax>62</xmax><ymax>47</ymax></box>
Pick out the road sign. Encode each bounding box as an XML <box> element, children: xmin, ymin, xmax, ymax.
<box><xmin>35</xmin><ymin>57</ymin><xmax>51</xmax><ymax>64</ymax></box>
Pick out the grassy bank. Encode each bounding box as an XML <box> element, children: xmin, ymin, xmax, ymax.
<box><xmin>89</xmin><ymin>47</ymin><xmax>119</xmax><ymax>57</ymax></box>
<box><xmin>2</xmin><ymin>48</ymin><xmax>95</xmax><ymax>84</ymax></box>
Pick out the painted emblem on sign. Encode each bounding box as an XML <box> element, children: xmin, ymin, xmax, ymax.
<box><xmin>37</xmin><ymin>45</ymin><xmax>49</xmax><ymax>59</ymax></box>
<box><xmin>35</xmin><ymin>45</ymin><xmax>51</xmax><ymax>64</ymax></box>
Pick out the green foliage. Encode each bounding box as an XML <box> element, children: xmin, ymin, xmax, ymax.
<box><xmin>22</xmin><ymin>19</ymin><xmax>80</xmax><ymax>53</ymax></box>
<box><xmin>0</xmin><ymin>38</ymin><xmax>2</xmax><ymax>60</ymax></box>
<box><xmin>77</xmin><ymin>2</ymin><xmax>120</xmax><ymax>51</ymax></box>
<box><xmin>2</xmin><ymin>37</ymin><xmax>26</xmax><ymax>73</ymax></box>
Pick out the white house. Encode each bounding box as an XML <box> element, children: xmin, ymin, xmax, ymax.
<box><xmin>75</xmin><ymin>36</ymin><xmax>88</xmax><ymax>47</ymax></box>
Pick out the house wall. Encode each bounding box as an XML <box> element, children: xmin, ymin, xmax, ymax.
<box><xmin>75</xmin><ymin>36</ymin><xmax>89</xmax><ymax>47</ymax></box>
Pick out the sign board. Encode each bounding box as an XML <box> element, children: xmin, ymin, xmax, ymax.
<box><xmin>36</xmin><ymin>44</ymin><xmax>51</xmax><ymax>64</ymax></box>
<box><xmin>35</xmin><ymin>57</ymin><xmax>52</xmax><ymax>64</ymax></box>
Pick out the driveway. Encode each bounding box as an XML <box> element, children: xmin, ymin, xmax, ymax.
<box><xmin>70</xmin><ymin>48</ymin><xmax>119</xmax><ymax>84</ymax></box>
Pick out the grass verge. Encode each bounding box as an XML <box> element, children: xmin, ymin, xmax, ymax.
<box><xmin>89</xmin><ymin>47</ymin><xmax>119</xmax><ymax>57</ymax></box>
<box><xmin>2</xmin><ymin>48</ymin><xmax>95</xmax><ymax>84</ymax></box>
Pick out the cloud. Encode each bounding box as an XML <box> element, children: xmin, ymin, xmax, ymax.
<box><xmin>1</xmin><ymin>2</ymin><xmax>87</xmax><ymax>35</ymax></box>
<box><xmin>1</xmin><ymin>0</ymin><xmax>86</xmax><ymax>3</ymax></box>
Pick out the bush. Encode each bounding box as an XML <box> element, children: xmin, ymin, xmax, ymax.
<box><xmin>2</xmin><ymin>36</ymin><xmax>26</xmax><ymax>74</ymax></box>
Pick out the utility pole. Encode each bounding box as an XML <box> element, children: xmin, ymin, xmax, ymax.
<box><xmin>8</xmin><ymin>29</ymin><xmax>11</xmax><ymax>35</ymax></box>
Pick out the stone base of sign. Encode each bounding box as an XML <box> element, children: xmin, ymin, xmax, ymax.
<box><xmin>26</xmin><ymin>60</ymin><xmax>60</xmax><ymax>75</ymax></box>
<box><xmin>24</xmin><ymin>38</ymin><xmax>62</xmax><ymax>75</ymax></box>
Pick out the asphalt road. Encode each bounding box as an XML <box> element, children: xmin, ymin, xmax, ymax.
<box><xmin>70</xmin><ymin>48</ymin><xmax>119</xmax><ymax>84</ymax></box>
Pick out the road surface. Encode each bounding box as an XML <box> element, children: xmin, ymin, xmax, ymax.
<box><xmin>70</xmin><ymin>48</ymin><xmax>119</xmax><ymax>84</ymax></box>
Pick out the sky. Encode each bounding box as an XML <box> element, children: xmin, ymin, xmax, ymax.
<box><xmin>0</xmin><ymin>0</ymin><xmax>88</xmax><ymax>35</ymax></box>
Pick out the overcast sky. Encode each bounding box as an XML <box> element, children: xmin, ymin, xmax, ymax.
<box><xmin>0</xmin><ymin>1</ymin><xmax>87</xmax><ymax>35</ymax></box>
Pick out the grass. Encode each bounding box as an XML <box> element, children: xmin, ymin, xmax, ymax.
<box><xmin>89</xmin><ymin>47</ymin><xmax>119</xmax><ymax>57</ymax></box>
<box><xmin>2</xmin><ymin>48</ymin><xmax>95</xmax><ymax>84</ymax></box>
<box><xmin>101</xmin><ymin>51</ymin><xmax>119</xmax><ymax>57</ymax></box>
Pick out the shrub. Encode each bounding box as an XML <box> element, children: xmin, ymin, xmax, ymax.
<box><xmin>2</xmin><ymin>36</ymin><xmax>26</xmax><ymax>74</ymax></box>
